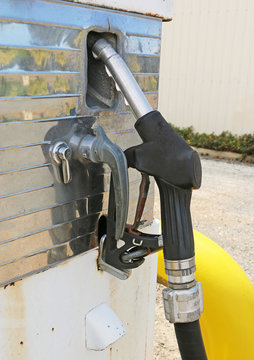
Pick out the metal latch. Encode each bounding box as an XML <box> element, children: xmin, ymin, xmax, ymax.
<box><xmin>49</xmin><ymin>126</ymin><xmax>129</xmax><ymax>242</ymax></box>
<box><xmin>70</xmin><ymin>126</ymin><xmax>129</xmax><ymax>242</ymax></box>
<box><xmin>50</xmin><ymin>141</ymin><xmax>72</xmax><ymax>184</ymax></box>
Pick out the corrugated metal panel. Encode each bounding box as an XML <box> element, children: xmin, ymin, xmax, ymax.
<box><xmin>0</xmin><ymin>0</ymin><xmax>161</xmax><ymax>287</ymax></box>
<box><xmin>159</xmin><ymin>0</ymin><xmax>254</xmax><ymax>135</ymax></box>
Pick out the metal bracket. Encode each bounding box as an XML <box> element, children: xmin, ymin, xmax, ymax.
<box><xmin>98</xmin><ymin>229</ymin><xmax>163</xmax><ymax>279</ymax></box>
<box><xmin>98</xmin><ymin>235</ymin><xmax>131</xmax><ymax>280</ymax></box>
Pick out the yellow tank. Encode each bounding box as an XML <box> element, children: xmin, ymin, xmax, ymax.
<box><xmin>157</xmin><ymin>230</ymin><xmax>254</xmax><ymax>360</ymax></box>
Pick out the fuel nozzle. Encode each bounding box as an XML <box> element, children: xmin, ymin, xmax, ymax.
<box><xmin>91</xmin><ymin>37</ymin><xmax>207</xmax><ymax>359</ymax></box>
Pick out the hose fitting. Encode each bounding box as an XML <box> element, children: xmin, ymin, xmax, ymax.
<box><xmin>164</xmin><ymin>257</ymin><xmax>196</xmax><ymax>289</ymax></box>
<box><xmin>163</xmin><ymin>256</ymin><xmax>204</xmax><ymax>323</ymax></box>
<box><xmin>163</xmin><ymin>281</ymin><xmax>203</xmax><ymax>323</ymax></box>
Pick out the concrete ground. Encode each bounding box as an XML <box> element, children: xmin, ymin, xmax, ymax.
<box><xmin>153</xmin><ymin>157</ymin><xmax>254</xmax><ymax>359</ymax></box>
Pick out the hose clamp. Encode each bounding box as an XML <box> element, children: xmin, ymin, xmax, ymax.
<box><xmin>164</xmin><ymin>257</ymin><xmax>196</xmax><ymax>287</ymax></box>
<box><xmin>163</xmin><ymin>281</ymin><xmax>203</xmax><ymax>323</ymax></box>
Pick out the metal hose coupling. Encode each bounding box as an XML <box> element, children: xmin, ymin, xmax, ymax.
<box><xmin>162</xmin><ymin>257</ymin><xmax>204</xmax><ymax>323</ymax></box>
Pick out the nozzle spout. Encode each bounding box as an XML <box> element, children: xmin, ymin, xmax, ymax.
<box><xmin>91</xmin><ymin>38</ymin><xmax>153</xmax><ymax>119</ymax></box>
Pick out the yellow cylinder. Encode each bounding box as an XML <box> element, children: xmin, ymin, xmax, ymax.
<box><xmin>157</xmin><ymin>230</ymin><xmax>254</xmax><ymax>360</ymax></box>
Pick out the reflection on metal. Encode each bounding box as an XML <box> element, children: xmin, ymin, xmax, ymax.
<box><xmin>0</xmin><ymin>0</ymin><xmax>161</xmax><ymax>287</ymax></box>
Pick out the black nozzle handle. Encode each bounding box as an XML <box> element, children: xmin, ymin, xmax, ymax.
<box><xmin>156</xmin><ymin>178</ymin><xmax>194</xmax><ymax>261</ymax></box>
<box><xmin>125</xmin><ymin>110</ymin><xmax>201</xmax><ymax>261</ymax></box>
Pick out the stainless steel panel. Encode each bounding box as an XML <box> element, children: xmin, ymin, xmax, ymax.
<box><xmin>0</xmin><ymin>195</ymin><xmax>107</xmax><ymax>242</ymax></box>
<box><xmin>0</xmin><ymin>183</ymin><xmax>152</xmax><ymax>259</ymax></box>
<box><xmin>1</xmin><ymin>145</ymin><xmax>49</xmax><ymax>173</ymax></box>
<box><xmin>126</xmin><ymin>36</ymin><xmax>161</xmax><ymax>55</ymax></box>
<box><xmin>0</xmin><ymin>215</ymin><xmax>98</xmax><ymax>264</ymax></box>
<box><xmin>0</xmin><ymin>0</ymin><xmax>161</xmax><ymax>287</ymax></box>
<box><xmin>0</xmin><ymin>73</ymin><xmax>80</xmax><ymax>98</ymax></box>
<box><xmin>1</xmin><ymin>120</ymin><xmax>71</xmax><ymax>147</ymax></box>
<box><xmin>0</xmin><ymin>98</ymin><xmax>79</xmax><ymax>124</ymax></box>
<box><xmin>0</xmin><ymin>166</ymin><xmax>52</xmax><ymax>197</ymax></box>
<box><xmin>125</xmin><ymin>54</ymin><xmax>160</xmax><ymax>73</ymax></box>
<box><xmin>0</xmin><ymin>22</ymin><xmax>82</xmax><ymax>49</ymax></box>
<box><xmin>134</xmin><ymin>74</ymin><xmax>159</xmax><ymax>92</ymax></box>
<box><xmin>0</xmin><ymin>234</ymin><xmax>94</xmax><ymax>287</ymax></box>
<box><xmin>108</xmin><ymin>130</ymin><xmax>140</xmax><ymax>150</ymax></box>
<box><xmin>0</xmin><ymin>48</ymin><xmax>81</xmax><ymax>73</ymax></box>
<box><xmin>145</xmin><ymin>93</ymin><xmax>159</xmax><ymax>109</ymax></box>
<box><xmin>0</xmin><ymin>1</ymin><xmax>162</xmax><ymax>38</ymax></box>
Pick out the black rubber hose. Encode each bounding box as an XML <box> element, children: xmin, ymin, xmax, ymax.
<box><xmin>174</xmin><ymin>320</ymin><xmax>207</xmax><ymax>360</ymax></box>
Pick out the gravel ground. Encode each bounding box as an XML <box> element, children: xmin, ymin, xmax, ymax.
<box><xmin>153</xmin><ymin>157</ymin><xmax>254</xmax><ymax>359</ymax></box>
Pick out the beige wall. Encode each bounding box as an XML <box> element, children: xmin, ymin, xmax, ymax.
<box><xmin>158</xmin><ymin>0</ymin><xmax>254</xmax><ymax>135</ymax></box>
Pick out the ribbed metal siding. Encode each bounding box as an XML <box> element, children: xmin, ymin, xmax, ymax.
<box><xmin>159</xmin><ymin>0</ymin><xmax>254</xmax><ymax>135</ymax></box>
<box><xmin>0</xmin><ymin>0</ymin><xmax>161</xmax><ymax>287</ymax></box>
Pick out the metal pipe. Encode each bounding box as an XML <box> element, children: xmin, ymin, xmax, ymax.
<box><xmin>92</xmin><ymin>38</ymin><xmax>153</xmax><ymax>119</ymax></box>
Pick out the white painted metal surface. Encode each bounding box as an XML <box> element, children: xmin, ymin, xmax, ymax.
<box><xmin>66</xmin><ymin>0</ymin><xmax>173</xmax><ymax>20</ymax></box>
<box><xmin>159</xmin><ymin>0</ymin><xmax>254</xmax><ymax>135</ymax></box>
<box><xmin>85</xmin><ymin>303</ymin><xmax>126</xmax><ymax>351</ymax></box>
<box><xmin>0</xmin><ymin>249</ymin><xmax>158</xmax><ymax>360</ymax></box>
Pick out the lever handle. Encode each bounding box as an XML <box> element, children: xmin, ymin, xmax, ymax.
<box><xmin>50</xmin><ymin>142</ymin><xmax>72</xmax><ymax>184</ymax></box>
<box><xmin>57</xmin><ymin>145</ymin><xmax>72</xmax><ymax>184</ymax></box>
<box><xmin>78</xmin><ymin>126</ymin><xmax>129</xmax><ymax>241</ymax></box>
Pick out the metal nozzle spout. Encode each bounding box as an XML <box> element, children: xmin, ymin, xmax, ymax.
<box><xmin>91</xmin><ymin>38</ymin><xmax>153</xmax><ymax>119</ymax></box>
